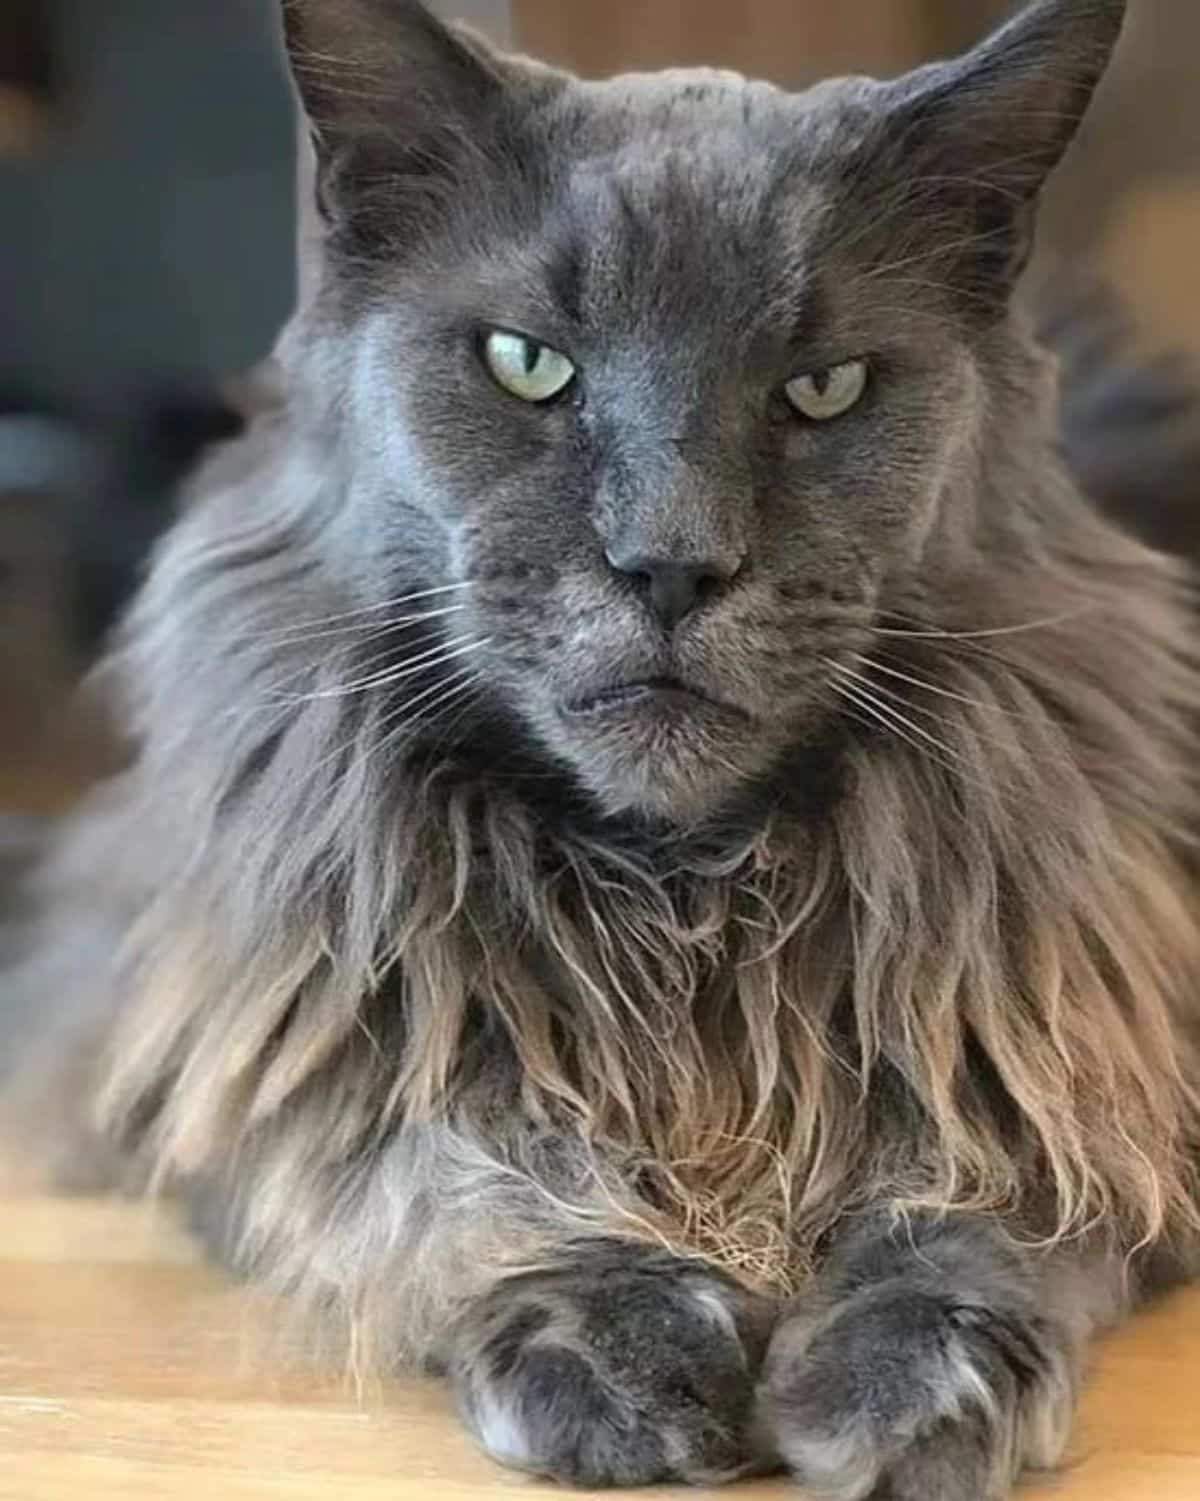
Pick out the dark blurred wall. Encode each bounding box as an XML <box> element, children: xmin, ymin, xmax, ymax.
<box><xmin>1</xmin><ymin>0</ymin><xmax>294</xmax><ymax>410</ymax></box>
<box><xmin>0</xmin><ymin>0</ymin><xmax>295</xmax><ymax>810</ymax></box>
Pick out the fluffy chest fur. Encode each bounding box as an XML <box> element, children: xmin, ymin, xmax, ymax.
<box><xmin>94</xmin><ymin>582</ymin><xmax>1200</xmax><ymax>1293</ymax></box>
<box><xmin>5</xmin><ymin>6</ymin><xmax>1200</xmax><ymax>1492</ymax></box>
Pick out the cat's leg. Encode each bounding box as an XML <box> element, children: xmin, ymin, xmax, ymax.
<box><xmin>185</xmin><ymin>1120</ymin><xmax>776</xmax><ymax>1488</ymax></box>
<box><xmin>758</xmin><ymin>1212</ymin><xmax>1136</xmax><ymax>1501</ymax></box>
<box><xmin>449</xmin><ymin>1236</ymin><xmax>776</xmax><ymax>1487</ymax></box>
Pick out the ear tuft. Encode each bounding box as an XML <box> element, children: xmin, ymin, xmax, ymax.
<box><xmin>281</xmin><ymin>0</ymin><xmax>509</xmax><ymax>254</ymax></box>
<box><xmin>873</xmin><ymin>0</ymin><xmax>1128</xmax><ymax>296</ymax></box>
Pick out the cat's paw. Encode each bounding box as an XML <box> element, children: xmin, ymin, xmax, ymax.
<box><xmin>450</xmin><ymin>1241</ymin><xmax>773</xmax><ymax>1487</ymax></box>
<box><xmin>758</xmin><ymin>1281</ymin><xmax>1073</xmax><ymax>1500</ymax></box>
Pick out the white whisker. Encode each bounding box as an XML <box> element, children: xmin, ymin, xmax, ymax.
<box><xmin>266</xmin><ymin>602</ymin><xmax>468</xmax><ymax>649</ymax></box>
<box><xmin>302</xmin><ymin>660</ymin><xmax>486</xmax><ymax>795</ymax></box>
<box><xmin>242</xmin><ymin>607</ymin><xmax>472</xmax><ymax>707</ymax></box>
<box><xmin>270</xmin><ymin>636</ymin><xmax>488</xmax><ymax>705</ymax></box>
<box><xmin>262</xmin><ymin>582</ymin><xmax>470</xmax><ymax>641</ymax></box>
<box><xmin>331</xmin><ymin>667</ymin><xmax>486</xmax><ymax>795</ymax></box>
<box><xmin>379</xmin><ymin>670</ymin><xmax>485</xmax><ymax>751</ymax></box>
<box><xmin>852</xmin><ymin>655</ymin><xmax>1036</xmax><ymax>722</ymax></box>
<box><xmin>830</xmin><ymin>679</ymin><xmax>965</xmax><ymax>786</ymax></box>
<box><xmin>873</xmin><ymin>606</ymin><xmax>1094</xmax><ymax>643</ymax></box>
<box><xmin>830</xmin><ymin>672</ymin><xmax>962</xmax><ymax>764</ymax></box>
<box><xmin>828</xmin><ymin>671</ymin><xmax>1015</xmax><ymax>800</ymax></box>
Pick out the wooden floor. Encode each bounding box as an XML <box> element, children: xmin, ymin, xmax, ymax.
<box><xmin>0</xmin><ymin>1194</ymin><xmax>1195</xmax><ymax>1501</ymax></box>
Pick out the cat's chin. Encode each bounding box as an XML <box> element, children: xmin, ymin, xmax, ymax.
<box><xmin>543</xmin><ymin>698</ymin><xmax>771</xmax><ymax>826</ymax></box>
<box><xmin>586</xmin><ymin>763</ymin><xmax>747</xmax><ymax>827</ymax></box>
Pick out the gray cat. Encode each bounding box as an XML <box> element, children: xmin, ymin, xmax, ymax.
<box><xmin>4</xmin><ymin>1</ymin><xmax>1200</xmax><ymax>1496</ymax></box>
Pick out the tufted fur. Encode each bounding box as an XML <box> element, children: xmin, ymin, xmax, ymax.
<box><xmin>3</xmin><ymin>1</ymin><xmax>1199</xmax><ymax>1494</ymax></box>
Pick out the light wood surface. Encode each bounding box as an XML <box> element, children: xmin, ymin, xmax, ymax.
<box><xmin>0</xmin><ymin>1194</ymin><xmax>1197</xmax><ymax>1501</ymax></box>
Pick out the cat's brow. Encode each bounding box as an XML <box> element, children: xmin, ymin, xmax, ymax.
<box><xmin>542</xmin><ymin>235</ymin><xmax>586</xmax><ymax>328</ymax></box>
<box><xmin>778</xmin><ymin>280</ymin><xmax>833</xmax><ymax>360</ymax></box>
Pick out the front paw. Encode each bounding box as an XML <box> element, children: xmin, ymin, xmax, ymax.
<box><xmin>450</xmin><ymin>1241</ymin><xmax>772</xmax><ymax>1487</ymax></box>
<box><xmin>759</xmin><ymin>1281</ymin><xmax>1073</xmax><ymax>1500</ymax></box>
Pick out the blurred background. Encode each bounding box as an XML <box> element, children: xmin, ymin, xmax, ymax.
<box><xmin>1</xmin><ymin>0</ymin><xmax>1197</xmax><ymax>824</ymax></box>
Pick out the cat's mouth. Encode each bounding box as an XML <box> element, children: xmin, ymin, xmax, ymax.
<box><xmin>563</xmin><ymin>676</ymin><xmax>748</xmax><ymax>722</ymax></box>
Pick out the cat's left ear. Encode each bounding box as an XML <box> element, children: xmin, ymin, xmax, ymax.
<box><xmin>872</xmin><ymin>0</ymin><xmax>1127</xmax><ymax>296</ymax></box>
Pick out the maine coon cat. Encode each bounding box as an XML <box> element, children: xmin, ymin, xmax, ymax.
<box><xmin>4</xmin><ymin>0</ymin><xmax>1200</xmax><ymax>1495</ymax></box>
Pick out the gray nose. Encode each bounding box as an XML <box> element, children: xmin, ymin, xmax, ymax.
<box><xmin>605</xmin><ymin>550</ymin><xmax>743</xmax><ymax>631</ymax></box>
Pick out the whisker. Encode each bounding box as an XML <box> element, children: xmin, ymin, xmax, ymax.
<box><xmin>840</xmin><ymin>658</ymin><xmax>1088</xmax><ymax>784</ymax></box>
<box><xmin>842</xmin><ymin>656</ymin><xmax>1035</xmax><ymax>724</ymax></box>
<box><xmin>384</xmin><ymin>673</ymin><xmax>486</xmax><ymax>752</ymax></box>
<box><xmin>334</xmin><ymin>668</ymin><xmax>486</xmax><ymax>792</ymax></box>
<box><xmin>830</xmin><ymin>678</ymin><xmax>948</xmax><ymax>767</ymax></box>
<box><xmin>873</xmin><ymin>605</ymin><xmax>1095</xmax><ymax>643</ymax></box>
<box><xmin>242</xmin><ymin>607</ymin><xmax>472</xmax><ymax>707</ymax></box>
<box><xmin>829</xmin><ymin>671</ymin><xmax>964</xmax><ymax>765</ymax></box>
<box><xmin>428</xmin><ymin>674</ymin><xmax>490</xmax><ymax>748</ymax></box>
<box><xmin>262</xmin><ymin>582</ymin><xmax>471</xmax><ymax>641</ymax></box>
<box><xmin>828</xmin><ymin>672</ymin><xmax>1015</xmax><ymax>800</ymax></box>
<box><xmin>266</xmin><ymin>602</ymin><xmax>467</xmax><ymax>650</ymax></box>
<box><xmin>306</xmin><ymin>662</ymin><xmax>484</xmax><ymax>794</ymax></box>
<box><xmin>270</xmin><ymin>636</ymin><xmax>488</xmax><ymax>705</ymax></box>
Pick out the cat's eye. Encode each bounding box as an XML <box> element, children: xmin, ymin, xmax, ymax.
<box><xmin>483</xmin><ymin>330</ymin><xmax>576</xmax><ymax>404</ymax></box>
<box><xmin>785</xmin><ymin>359</ymin><xmax>869</xmax><ymax>422</ymax></box>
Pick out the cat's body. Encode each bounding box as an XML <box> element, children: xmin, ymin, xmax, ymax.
<box><xmin>4</xmin><ymin>1</ymin><xmax>1200</xmax><ymax>1495</ymax></box>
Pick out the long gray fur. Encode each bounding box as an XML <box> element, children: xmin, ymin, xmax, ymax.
<box><xmin>3</xmin><ymin>2</ymin><xmax>1199</xmax><ymax>1496</ymax></box>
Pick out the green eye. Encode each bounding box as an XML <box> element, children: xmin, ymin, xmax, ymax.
<box><xmin>483</xmin><ymin>330</ymin><xmax>576</xmax><ymax>404</ymax></box>
<box><xmin>785</xmin><ymin>359</ymin><xmax>869</xmax><ymax>421</ymax></box>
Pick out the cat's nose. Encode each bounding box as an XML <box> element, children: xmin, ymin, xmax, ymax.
<box><xmin>604</xmin><ymin>550</ymin><xmax>743</xmax><ymax>632</ymax></box>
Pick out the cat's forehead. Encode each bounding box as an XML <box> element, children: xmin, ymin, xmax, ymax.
<box><xmin>527</xmin><ymin>71</ymin><xmax>871</xmax><ymax>329</ymax></box>
<box><xmin>576</xmin><ymin>66</ymin><xmax>787</xmax><ymax>136</ymax></box>
<box><xmin>548</xmin><ymin>69</ymin><xmax>879</xmax><ymax>243</ymax></box>
<box><xmin>569</xmin><ymin>65</ymin><xmax>872</xmax><ymax>148</ymax></box>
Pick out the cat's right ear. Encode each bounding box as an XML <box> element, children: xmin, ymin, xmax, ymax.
<box><xmin>282</xmin><ymin>0</ymin><xmax>527</xmax><ymax>255</ymax></box>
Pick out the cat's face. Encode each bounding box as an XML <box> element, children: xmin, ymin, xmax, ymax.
<box><xmin>372</xmin><ymin>80</ymin><xmax>984</xmax><ymax>821</ymax></box>
<box><xmin>286</xmin><ymin>0</ymin><xmax>1126</xmax><ymax>822</ymax></box>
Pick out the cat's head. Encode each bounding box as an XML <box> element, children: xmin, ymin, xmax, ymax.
<box><xmin>280</xmin><ymin>0</ymin><xmax>1126</xmax><ymax>823</ymax></box>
